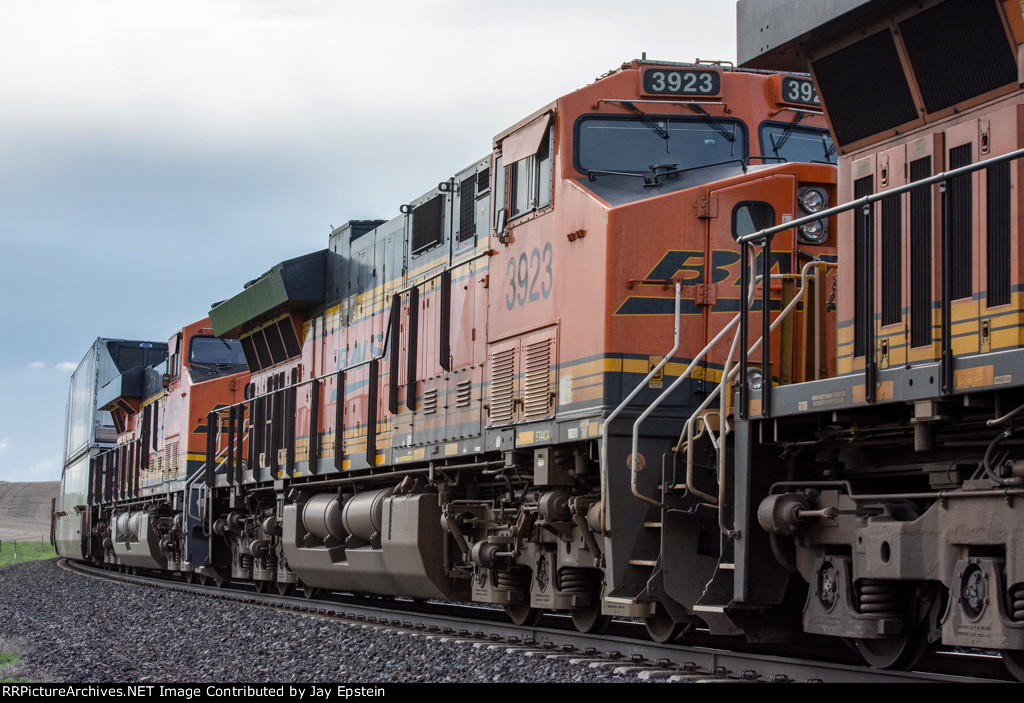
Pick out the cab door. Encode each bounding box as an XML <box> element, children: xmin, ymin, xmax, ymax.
<box><xmin>702</xmin><ymin>174</ymin><xmax>800</xmax><ymax>386</ymax></box>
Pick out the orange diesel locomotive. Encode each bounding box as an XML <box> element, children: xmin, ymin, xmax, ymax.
<box><xmin>197</xmin><ymin>58</ymin><xmax>837</xmax><ymax>636</ymax></box>
<box><xmin>55</xmin><ymin>319</ymin><xmax>249</xmax><ymax>575</ymax></box>
<box><xmin>729</xmin><ymin>0</ymin><xmax>1024</xmax><ymax>679</ymax></box>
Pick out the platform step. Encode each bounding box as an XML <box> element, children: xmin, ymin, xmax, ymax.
<box><xmin>629</xmin><ymin>559</ymin><xmax>658</xmax><ymax>567</ymax></box>
<box><xmin>603</xmin><ymin>597</ymin><xmax>656</xmax><ymax>618</ymax></box>
<box><xmin>692</xmin><ymin>604</ymin><xmax>726</xmax><ymax>613</ymax></box>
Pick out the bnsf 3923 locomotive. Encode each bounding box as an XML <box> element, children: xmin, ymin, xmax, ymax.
<box><xmin>56</xmin><ymin>58</ymin><xmax>837</xmax><ymax>642</ymax></box>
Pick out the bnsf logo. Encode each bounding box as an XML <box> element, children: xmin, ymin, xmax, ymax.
<box><xmin>615</xmin><ymin>249</ymin><xmax>794</xmax><ymax>316</ymax></box>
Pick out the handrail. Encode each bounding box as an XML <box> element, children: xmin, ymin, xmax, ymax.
<box><xmin>730</xmin><ymin>146</ymin><xmax>1024</xmax><ymax>425</ymax></box>
<box><xmin>621</xmin><ymin>259</ymin><xmax>833</xmax><ymax>514</ymax></box>
<box><xmin>600</xmin><ymin>282</ymin><xmax>681</xmax><ymax>526</ymax></box>
<box><xmin>626</xmin><ymin>259</ymin><xmax>769</xmax><ymax>509</ymax></box>
<box><xmin>627</xmin><ymin>297</ymin><xmax>742</xmax><ymax>508</ymax></box>
<box><xmin>735</xmin><ymin>145</ymin><xmax>1024</xmax><ymax>246</ymax></box>
<box><xmin>185</xmin><ymin>414</ymin><xmax>237</xmax><ymax>524</ymax></box>
<box><xmin>683</xmin><ymin>263</ymin><xmax>831</xmax><ymax>466</ymax></box>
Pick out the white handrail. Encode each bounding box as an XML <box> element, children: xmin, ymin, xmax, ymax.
<box><xmin>600</xmin><ymin>282</ymin><xmax>681</xmax><ymax>530</ymax></box>
<box><xmin>627</xmin><ymin>258</ymin><xmax>835</xmax><ymax>510</ymax></box>
<box><xmin>626</xmin><ymin>252</ymin><xmax>767</xmax><ymax>508</ymax></box>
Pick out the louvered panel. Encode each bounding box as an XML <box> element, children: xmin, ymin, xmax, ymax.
<box><xmin>522</xmin><ymin>338</ymin><xmax>552</xmax><ymax>420</ymax></box>
<box><xmin>488</xmin><ymin>348</ymin><xmax>516</xmax><ymax>425</ymax></box>
<box><xmin>168</xmin><ymin>442</ymin><xmax>179</xmax><ymax>480</ymax></box>
<box><xmin>422</xmin><ymin>388</ymin><xmax>438</xmax><ymax>415</ymax></box>
<box><xmin>456</xmin><ymin>379</ymin><xmax>472</xmax><ymax>408</ymax></box>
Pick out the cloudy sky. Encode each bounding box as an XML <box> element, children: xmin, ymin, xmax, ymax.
<box><xmin>0</xmin><ymin>0</ymin><xmax>737</xmax><ymax>483</ymax></box>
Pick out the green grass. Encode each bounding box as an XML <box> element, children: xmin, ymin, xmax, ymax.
<box><xmin>0</xmin><ymin>540</ymin><xmax>56</xmax><ymax>569</ymax></box>
<box><xmin>0</xmin><ymin>542</ymin><xmax>57</xmax><ymax>682</ymax></box>
<box><xmin>0</xmin><ymin>652</ymin><xmax>25</xmax><ymax>683</ymax></box>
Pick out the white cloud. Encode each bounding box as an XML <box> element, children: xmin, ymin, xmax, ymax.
<box><xmin>28</xmin><ymin>360</ymin><xmax>77</xmax><ymax>372</ymax></box>
<box><xmin>0</xmin><ymin>438</ymin><xmax>8</xmax><ymax>452</ymax></box>
<box><xmin>24</xmin><ymin>454</ymin><xmax>61</xmax><ymax>482</ymax></box>
<box><xmin>0</xmin><ymin>0</ymin><xmax>736</xmax><ymax>155</ymax></box>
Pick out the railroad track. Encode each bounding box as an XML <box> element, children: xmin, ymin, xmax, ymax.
<box><xmin>60</xmin><ymin>559</ymin><xmax>1011</xmax><ymax>683</ymax></box>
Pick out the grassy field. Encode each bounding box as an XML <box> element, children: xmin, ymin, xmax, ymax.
<box><xmin>0</xmin><ymin>540</ymin><xmax>56</xmax><ymax>569</ymax></box>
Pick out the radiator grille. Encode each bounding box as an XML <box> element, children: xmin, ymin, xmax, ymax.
<box><xmin>166</xmin><ymin>442</ymin><xmax>179</xmax><ymax>481</ymax></box>
<box><xmin>898</xmin><ymin>0</ymin><xmax>1016</xmax><ymax>114</ymax></box>
<box><xmin>458</xmin><ymin>176</ymin><xmax>476</xmax><ymax>242</ymax></box>
<box><xmin>412</xmin><ymin>194</ymin><xmax>445</xmax><ymax>253</ymax></box>
<box><xmin>813</xmin><ymin>30</ymin><xmax>917</xmax><ymax>146</ymax></box>
<box><xmin>522</xmin><ymin>339</ymin><xmax>552</xmax><ymax>420</ymax></box>
<box><xmin>488</xmin><ymin>349</ymin><xmax>516</xmax><ymax>425</ymax></box>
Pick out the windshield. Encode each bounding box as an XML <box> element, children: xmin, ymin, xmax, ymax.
<box><xmin>189</xmin><ymin>336</ymin><xmax>246</xmax><ymax>382</ymax></box>
<box><xmin>760</xmin><ymin>122</ymin><xmax>836</xmax><ymax>164</ymax></box>
<box><xmin>575</xmin><ymin>116</ymin><xmax>746</xmax><ymax>174</ymax></box>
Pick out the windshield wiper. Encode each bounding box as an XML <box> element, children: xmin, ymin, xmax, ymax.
<box><xmin>768</xmin><ymin>112</ymin><xmax>806</xmax><ymax>156</ymax></box>
<box><xmin>823</xmin><ymin>137</ymin><xmax>837</xmax><ymax>162</ymax></box>
<box><xmin>688</xmin><ymin>103</ymin><xmax>736</xmax><ymax>144</ymax></box>
<box><xmin>620</xmin><ymin>101</ymin><xmax>669</xmax><ymax>140</ymax></box>
<box><xmin>587</xmin><ymin>169</ymin><xmax>655</xmax><ymax>185</ymax></box>
<box><xmin>191</xmin><ymin>361</ymin><xmax>245</xmax><ymax>371</ymax></box>
<box><xmin>643</xmin><ymin>159</ymin><xmax>748</xmax><ymax>187</ymax></box>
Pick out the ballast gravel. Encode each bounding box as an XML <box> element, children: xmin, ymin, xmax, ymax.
<box><xmin>0</xmin><ymin>559</ymin><xmax>631</xmax><ymax>684</ymax></box>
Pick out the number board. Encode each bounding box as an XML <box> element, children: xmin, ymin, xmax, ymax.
<box><xmin>778</xmin><ymin>76</ymin><xmax>820</xmax><ymax>107</ymax></box>
<box><xmin>642</xmin><ymin>68</ymin><xmax>720</xmax><ymax>97</ymax></box>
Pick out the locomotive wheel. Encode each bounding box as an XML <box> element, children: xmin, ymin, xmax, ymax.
<box><xmin>254</xmin><ymin>580</ymin><xmax>269</xmax><ymax>594</ymax></box>
<box><xmin>302</xmin><ymin>585</ymin><xmax>323</xmax><ymax>600</ymax></box>
<box><xmin>644</xmin><ymin>605</ymin><xmax>685</xmax><ymax>644</ymax></box>
<box><xmin>276</xmin><ymin>582</ymin><xmax>294</xmax><ymax>597</ymax></box>
<box><xmin>851</xmin><ymin>632</ymin><xmax>928</xmax><ymax>670</ymax></box>
<box><xmin>504</xmin><ymin>603</ymin><xmax>542</xmax><ymax>626</ymax></box>
<box><xmin>201</xmin><ymin>572</ymin><xmax>229</xmax><ymax>588</ymax></box>
<box><xmin>571</xmin><ymin>603</ymin><xmax>611</xmax><ymax>634</ymax></box>
<box><xmin>184</xmin><ymin>571</ymin><xmax>196</xmax><ymax>585</ymax></box>
<box><xmin>1002</xmin><ymin>650</ymin><xmax>1024</xmax><ymax>682</ymax></box>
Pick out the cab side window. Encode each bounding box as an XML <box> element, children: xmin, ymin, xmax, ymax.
<box><xmin>501</xmin><ymin>116</ymin><xmax>553</xmax><ymax>221</ymax></box>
